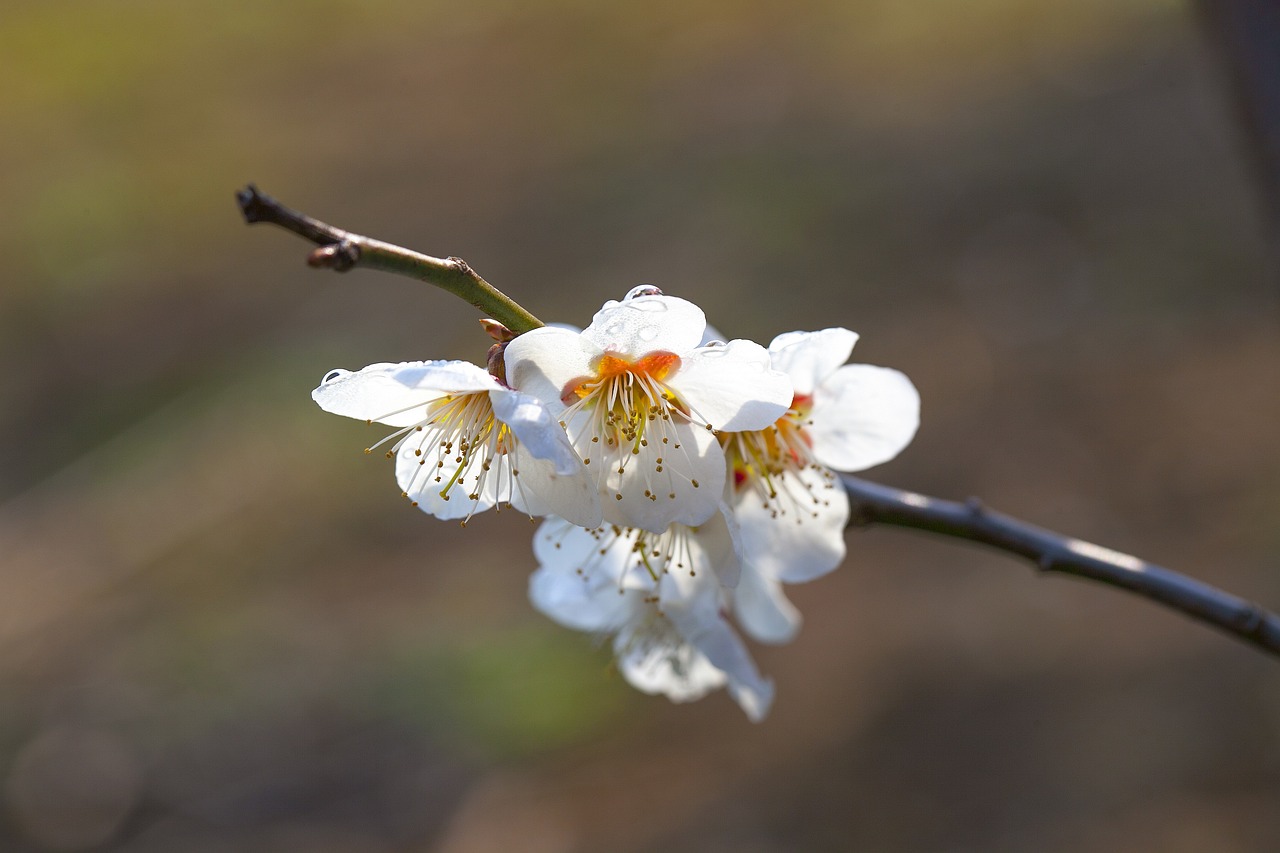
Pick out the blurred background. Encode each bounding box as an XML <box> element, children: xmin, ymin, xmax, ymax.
<box><xmin>3</xmin><ymin>0</ymin><xmax>1279</xmax><ymax>850</ymax></box>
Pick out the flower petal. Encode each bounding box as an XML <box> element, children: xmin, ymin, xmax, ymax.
<box><xmin>312</xmin><ymin>360</ymin><xmax>497</xmax><ymax>427</ymax></box>
<box><xmin>733</xmin><ymin>566</ymin><xmax>802</xmax><ymax>645</ymax></box>
<box><xmin>489</xmin><ymin>388</ymin><xmax>581</xmax><ymax>476</ymax></box>
<box><xmin>808</xmin><ymin>365</ymin><xmax>920</xmax><ymax>472</ymax></box>
<box><xmin>394</xmin><ymin>429</ymin><xmax>500</xmax><ymax>519</ymax></box>
<box><xmin>614</xmin><ymin>635</ymin><xmax>727</xmax><ymax>703</ymax></box>
<box><xmin>506</xmin><ymin>441</ymin><xmax>603</xmax><ymax>528</ymax></box>
<box><xmin>734</xmin><ymin>465</ymin><xmax>850</xmax><ymax>584</ymax></box>
<box><xmin>664</xmin><ymin>589</ymin><xmax>775</xmax><ymax>722</ymax></box>
<box><xmin>581</xmin><ymin>294</ymin><xmax>706</xmax><ymax>357</ymax></box>
<box><xmin>529</xmin><ymin>519</ymin><xmax>635</xmax><ymax>631</ymax></box>
<box><xmin>768</xmin><ymin>328</ymin><xmax>859</xmax><ymax>397</ymax></box>
<box><xmin>668</xmin><ymin>340</ymin><xmax>792</xmax><ymax>431</ymax></box>
<box><xmin>590</xmin><ymin>416</ymin><xmax>725</xmax><ymax>533</ymax></box>
<box><xmin>504</xmin><ymin>327</ymin><xmax>597</xmax><ymax>409</ymax></box>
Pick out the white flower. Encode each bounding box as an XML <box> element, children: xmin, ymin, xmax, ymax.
<box><xmin>724</xmin><ymin>327</ymin><xmax>920</xmax><ymax>643</ymax></box>
<box><xmin>313</xmin><ymin>360</ymin><xmax>601</xmax><ymax>527</ymax></box>
<box><xmin>528</xmin><ymin>514</ymin><xmax>774</xmax><ymax>722</ymax></box>
<box><xmin>504</xmin><ymin>288</ymin><xmax>793</xmax><ymax>533</ymax></box>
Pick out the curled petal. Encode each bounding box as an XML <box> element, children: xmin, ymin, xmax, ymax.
<box><xmin>581</xmin><ymin>294</ymin><xmax>706</xmax><ymax>357</ymax></box>
<box><xmin>768</xmin><ymin>328</ymin><xmax>858</xmax><ymax>397</ymax></box>
<box><xmin>669</xmin><ymin>339</ymin><xmax>793</xmax><ymax>431</ymax></box>
<box><xmin>809</xmin><ymin>365</ymin><xmax>920</xmax><ymax>472</ymax></box>
<box><xmin>313</xmin><ymin>360</ymin><xmax>496</xmax><ymax>427</ymax></box>
<box><xmin>504</xmin><ymin>326</ymin><xmax>597</xmax><ymax>408</ymax></box>
<box><xmin>490</xmin><ymin>388</ymin><xmax>582</xmax><ymax>476</ymax></box>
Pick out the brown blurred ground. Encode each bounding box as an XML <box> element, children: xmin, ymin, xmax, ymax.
<box><xmin>1</xmin><ymin>1</ymin><xmax>1279</xmax><ymax>851</ymax></box>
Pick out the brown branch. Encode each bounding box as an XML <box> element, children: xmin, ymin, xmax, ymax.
<box><xmin>236</xmin><ymin>184</ymin><xmax>544</xmax><ymax>333</ymax></box>
<box><xmin>842</xmin><ymin>475</ymin><xmax>1280</xmax><ymax>658</ymax></box>
<box><xmin>237</xmin><ymin>183</ymin><xmax>1280</xmax><ymax>660</ymax></box>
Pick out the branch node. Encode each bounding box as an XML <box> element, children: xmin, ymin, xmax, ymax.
<box><xmin>308</xmin><ymin>241</ymin><xmax>361</xmax><ymax>272</ymax></box>
<box><xmin>1235</xmin><ymin>603</ymin><xmax>1266</xmax><ymax>635</ymax></box>
<box><xmin>447</xmin><ymin>256</ymin><xmax>474</xmax><ymax>276</ymax></box>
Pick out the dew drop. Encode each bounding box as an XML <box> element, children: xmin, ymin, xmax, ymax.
<box><xmin>624</xmin><ymin>285</ymin><xmax>663</xmax><ymax>300</ymax></box>
<box><xmin>323</xmin><ymin>369</ymin><xmax>345</xmax><ymax>383</ymax></box>
<box><xmin>637</xmin><ymin>326</ymin><xmax>659</xmax><ymax>342</ymax></box>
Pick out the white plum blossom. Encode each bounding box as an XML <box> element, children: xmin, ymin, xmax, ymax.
<box><xmin>313</xmin><ymin>360</ymin><xmax>601</xmax><ymax>527</ymax></box>
<box><xmin>723</xmin><ymin>327</ymin><xmax>920</xmax><ymax>644</ymax></box>
<box><xmin>310</xmin><ymin>289</ymin><xmax>921</xmax><ymax>723</ymax></box>
<box><xmin>504</xmin><ymin>287</ymin><xmax>793</xmax><ymax>534</ymax></box>
<box><xmin>529</xmin><ymin>514</ymin><xmax>774</xmax><ymax>722</ymax></box>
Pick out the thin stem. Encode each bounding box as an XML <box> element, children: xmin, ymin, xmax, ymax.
<box><xmin>236</xmin><ymin>185</ymin><xmax>544</xmax><ymax>334</ymax></box>
<box><xmin>842</xmin><ymin>475</ymin><xmax>1280</xmax><ymax>658</ymax></box>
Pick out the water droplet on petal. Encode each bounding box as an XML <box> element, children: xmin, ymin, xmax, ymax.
<box><xmin>323</xmin><ymin>370</ymin><xmax>345</xmax><ymax>383</ymax></box>
<box><xmin>624</xmin><ymin>284</ymin><xmax>663</xmax><ymax>300</ymax></box>
<box><xmin>638</xmin><ymin>326</ymin><xmax>659</xmax><ymax>341</ymax></box>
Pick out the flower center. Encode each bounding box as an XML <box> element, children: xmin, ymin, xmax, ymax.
<box><xmin>367</xmin><ymin>391</ymin><xmax>514</xmax><ymax>517</ymax></box>
<box><xmin>722</xmin><ymin>394</ymin><xmax>834</xmax><ymax>518</ymax></box>
<box><xmin>560</xmin><ymin>351</ymin><xmax>707</xmax><ymax>506</ymax></box>
<box><xmin>549</xmin><ymin>522</ymin><xmax>702</xmax><ymax>602</ymax></box>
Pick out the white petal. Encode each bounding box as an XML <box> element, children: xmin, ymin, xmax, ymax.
<box><xmin>734</xmin><ymin>466</ymin><xmax>850</xmax><ymax>584</ymax></box>
<box><xmin>506</xmin><ymin>442</ymin><xmax>603</xmax><ymax>528</ymax></box>
<box><xmin>529</xmin><ymin>565</ymin><xmax>634</xmax><ymax>633</ymax></box>
<box><xmin>733</xmin><ymin>567</ymin><xmax>802</xmax><ymax>645</ymax></box>
<box><xmin>705</xmin><ymin>502</ymin><xmax>742</xmax><ymax>589</ymax></box>
<box><xmin>593</xmin><ymin>418</ymin><xmax>726</xmax><ymax>533</ymax></box>
<box><xmin>504</xmin><ymin>326</ymin><xmax>597</xmax><ymax>408</ymax></box>
<box><xmin>664</xmin><ymin>593</ymin><xmax>775</xmax><ymax>722</ymax></box>
<box><xmin>768</xmin><ymin>328</ymin><xmax>859</xmax><ymax>397</ymax></box>
<box><xmin>489</xmin><ymin>388</ymin><xmax>581</xmax><ymax>476</ymax></box>
<box><xmin>529</xmin><ymin>519</ymin><xmax>635</xmax><ymax>631</ymax></box>
<box><xmin>581</xmin><ymin>294</ymin><xmax>706</xmax><ymax>357</ymax></box>
<box><xmin>313</xmin><ymin>360</ymin><xmax>496</xmax><ymax>427</ymax></box>
<box><xmin>614</xmin><ymin>635</ymin><xmax>727</xmax><ymax>703</ymax></box>
<box><xmin>394</xmin><ymin>432</ymin><xmax>500</xmax><ymax>520</ymax></box>
<box><xmin>668</xmin><ymin>340</ymin><xmax>792</xmax><ymax>431</ymax></box>
<box><xmin>808</xmin><ymin>365</ymin><xmax>920</xmax><ymax>472</ymax></box>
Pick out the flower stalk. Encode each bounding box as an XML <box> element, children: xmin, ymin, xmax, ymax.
<box><xmin>236</xmin><ymin>184</ymin><xmax>543</xmax><ymax>333</ymax></box>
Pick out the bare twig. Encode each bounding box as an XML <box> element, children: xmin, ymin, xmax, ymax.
<box><xmin>842</xmin><ymin>475</ymin><xmax>1280</xmax><ymax>657</ymax></box>
<box><xmin>239</xmin><ymin>183</ymin><xmax>1280</xmax><ymax>660</ymax></box>
<box><xmin>236</xmin><ymin>185</ymin><xmax>544</xmax><ymax>333</ymax></box>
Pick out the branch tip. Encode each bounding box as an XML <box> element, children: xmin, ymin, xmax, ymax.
<box><xmin>237</xmin><ymin>184</ymin><xmax>269</xmax><ymax>224</ymax></box>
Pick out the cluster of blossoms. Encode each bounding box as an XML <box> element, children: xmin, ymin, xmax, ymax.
<box><xmin>313</xmin><ymin>287</ymin><xmax>919</xmax><ymax>721</ymax></box>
